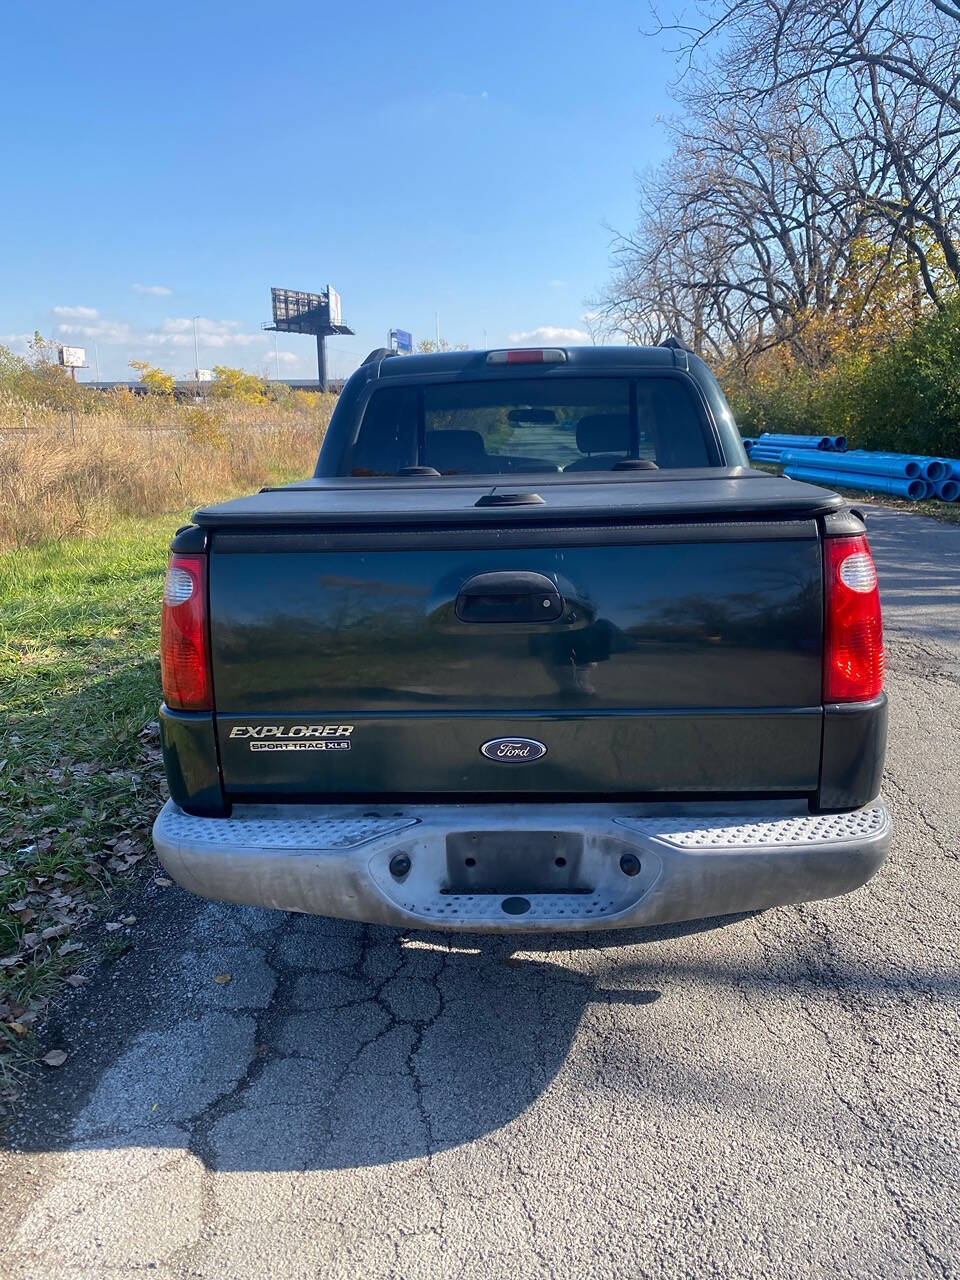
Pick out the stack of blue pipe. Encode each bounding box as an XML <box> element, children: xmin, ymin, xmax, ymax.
<box><xmin>742</xmin><ymin>432</ymin><xmax>960</xmax><ymax>502</ymax></box>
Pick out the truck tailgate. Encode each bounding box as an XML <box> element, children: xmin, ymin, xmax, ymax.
<box><xmin>208</xmin><ymin>518</ymin><xmax>824</xmax><ymax>797</ymax></box>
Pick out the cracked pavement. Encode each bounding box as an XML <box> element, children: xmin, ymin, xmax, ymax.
<box><xmin>2</xmin><ymin>505</ymin><xmax>958</xmax><ymax>1279</ymax></box>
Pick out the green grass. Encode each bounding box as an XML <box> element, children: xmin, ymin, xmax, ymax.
<box><xmin>0</xmin><ymin>511</ymin><xmax>186</xmax><ymax>1094</ymax></box>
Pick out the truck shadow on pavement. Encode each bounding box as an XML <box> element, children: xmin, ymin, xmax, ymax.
<box><xmin>13</xmin><ymin>889</ymin><xmax>954</xmax><ymax>1174</ymax></box>
<box><xmin>10</xmin><ymin>892</ymin><xmax>736</xmax><ymax>1173</ymax></box>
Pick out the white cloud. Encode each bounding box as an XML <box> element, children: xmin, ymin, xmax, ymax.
<box><xmin>0</xmin><ymin>332</ymin><xmax>34</xmax><ymax>353</ymax></box>
<box><xmin>53</xmin><ymin>305</ymin><xmax>99</xmax><ymax>319</ymax></box>
<box><xmin>57</xmin><ymin>319</ymin><xmax>134</xmax><ymax>342</ymax></box>
<box><xmin>132</xmin><ymin>283</ymin><xmax>173</xmax><ymax>296</ymax></box>
<box><xmin>506</xmin><ymin>325</ymin><xmax>592</xmax><ymax>345</ymax></box>
<box><xmin>144</xmin><ymin>317</ymin><xmax>264</xmax><ymax>350</ymax></box>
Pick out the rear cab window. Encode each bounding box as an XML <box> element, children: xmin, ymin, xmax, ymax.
<box><xmin>344</xmin><ymin>376</ymin><xmax>718</xmax><ymax>476</ymax></box>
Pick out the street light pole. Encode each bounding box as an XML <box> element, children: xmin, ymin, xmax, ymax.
<box><xmin>192</xmin><ymin>316</ymin><xmax>201</xmax><ymax>396</ymax></box>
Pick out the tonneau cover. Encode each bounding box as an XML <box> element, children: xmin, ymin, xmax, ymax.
<box><xmin>193</xmin><ymin>469</ymin><xmax>843</xmax><ymax>529</ymax></box>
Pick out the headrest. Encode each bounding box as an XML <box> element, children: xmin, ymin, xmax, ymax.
<box><xmin>576</xmin><ymin>414</ymin><xmax>631</xmax><ymax>455</ymax></box>
<box><xmin>423</xmin><ymin>430</ymin><xmax>487</xmax><ymax>470</ymax></box>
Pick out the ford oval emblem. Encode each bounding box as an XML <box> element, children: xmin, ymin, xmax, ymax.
<box><xmin>480</xmin><ymin>737</ymin><xmax>548</xmax><ymax>764</ymax></box>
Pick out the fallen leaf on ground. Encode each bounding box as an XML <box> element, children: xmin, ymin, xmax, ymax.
<box><xmin>104</xmin><ymin>922</ymin><xmax>122</xmax><ymax>932</ymax></box>
<box><xmin>8</xmin><ymin>900</ymin><xmax>29</xmax><ymax>913</ymax></box>
<box><xmin>154</xmin><ymin>877</ymin><xmax>173</xmax><ymax>887</ymax></box>
<box><xmin>0</xmin><ymin>956</ymin><xmax>20</xmax><ymax>969</ymax></box>
<box><xmin>42</xmin><ymin>1050</ymin><xmax>68</xmax><ymax>1067</ymax></box>
<box><xmin>65</xmin><ymin>975</ymin><xmax>87</xmax><ymax>987</ymax></box>
<box><xmin>120</xmin><ymin>915</ymin><xmax>137</xmax><ymax>926</ymax></box>
<box><xmin>8</xmin><ymin>1022</ymin><xmax>29</xmax><ymax>1037</ymax></box>
<box><xmin>58</xmin><ymin>941</ymin><xmax>82</xmax><ymax>956</ymax></box>
<box><xmin>214</xmin><ymin>973</ymin><xmax>232</xmax><ymax>985</ymax></box>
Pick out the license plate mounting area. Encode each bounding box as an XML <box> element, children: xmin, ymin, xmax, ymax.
<box><xmin>444</xmin><ymin>831</ymin><xmax>588</xmax><ymax>895</ymax></box>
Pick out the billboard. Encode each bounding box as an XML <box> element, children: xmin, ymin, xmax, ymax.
<box><xmin>390</xmin><ymin>328</ymin><xmax>413</xmax><ymax>354</ymax></box>
<box><xmin>269</xmin><ymin>286</ymin><xmax>347</xmax><ymax>333</ymax></box>
<box><xmin>58</xmin><ymin>345</ymin><xmax>86</xmax><ymax>368</ymax></box>
<box><xmin>271</xmin><ymin>288</ymin><xmax>325</xmax><ymax>326</ymax></box>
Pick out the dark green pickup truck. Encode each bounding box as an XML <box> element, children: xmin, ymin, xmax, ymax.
<box><xmin>153</xmin><ymin>344</ymin><xmax>889</xmax><ymax>931</ymax></box>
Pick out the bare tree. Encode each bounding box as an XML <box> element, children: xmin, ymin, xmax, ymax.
<box><xmin>595</xmin><ymin>98</ymin><xmax>893</xmax><ymax>366</ymax></box>
<box><xmin>668</xmin><ymin>0</ymin><xmax>960</xmax><ymax>295</ymax></box>
<box><xmin>597</xmin><ymin>0</ymin><xmax>960</xmax><ymax>368</ymax></box>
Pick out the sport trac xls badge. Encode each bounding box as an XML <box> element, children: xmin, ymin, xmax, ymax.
<box><xmin>229</xmin><ymin>725</ymin><xmax>354</xmax><ymax>753</ymax></box>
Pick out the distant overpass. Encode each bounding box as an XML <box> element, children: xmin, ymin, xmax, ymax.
<box><xmin>85</xmin><ymin>378</ymin><xmax>346</xmax><ymax>398</ymax></box>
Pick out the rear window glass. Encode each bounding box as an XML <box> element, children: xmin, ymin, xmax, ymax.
<box><xmin>346</xmin><ymin>376</ymin><xmax>715</xmax><ymax>476</ymax></box>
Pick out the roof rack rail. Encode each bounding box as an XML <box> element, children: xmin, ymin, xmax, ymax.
<box><xmin>361</xmin><ymin>347</ymin><xmax>398</xmax><ymax>366</ymax></box>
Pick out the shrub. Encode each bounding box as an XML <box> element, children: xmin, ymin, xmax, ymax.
<box><xmin>723</xmin><ymin>301</ymin><xmax>960</xmax><ymax>457</ymax></box>
<box><xmin>0</xmin><ymin>334</ymin><xmax>88</xmax><ymax>412</ymax></box>
<box><xmin>853</xmin><ymin>301</ymin><xmax>960</xmax><ymax>457</ymax></box>
<box><xmin>129</xmin><ymin>360</ymin><xmax>175</xmax><ymax>396</ymax></box>
<box><xmin>209</xmin><ymin>365</ymin><xmax>268</xmax><ymax>403</ymax></box>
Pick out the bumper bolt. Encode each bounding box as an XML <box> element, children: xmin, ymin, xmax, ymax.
<box><xmin>389</xmin><ymin>853</ymin><xmax>411</xmax><ymax>879</ymax></box>
<box><xmin>619</xmin><ymin>853</ymin><xmax>641</xmax><ymax>877</ymax></box>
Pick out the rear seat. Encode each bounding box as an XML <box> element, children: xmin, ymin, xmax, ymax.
<box><xmin>423</xmin><ymin>430</ymin><xmax>559</xmax><ymax>475</ymax></box>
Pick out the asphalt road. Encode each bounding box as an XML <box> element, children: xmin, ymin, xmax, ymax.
<box><xmin>3</xmin><ymin>505</ymin><xmax>958</xmax><ymax>1280</ymax></box>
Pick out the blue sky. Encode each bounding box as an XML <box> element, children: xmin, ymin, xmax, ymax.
<box><xmin>1</xmin><ymin>1</ymin><xmax>677</xmax><ymax>381</ymax></box>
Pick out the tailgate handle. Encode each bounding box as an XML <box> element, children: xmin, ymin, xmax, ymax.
<box><xmin>456</xmin><ymin>572</ymin><xmax>563</xmax><ymax>624</ymax></box>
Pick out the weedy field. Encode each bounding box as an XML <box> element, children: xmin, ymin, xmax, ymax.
<box><xmin>0</xmin><ymin>389</ymin><xmax>334</xmax><ymax>548</ymax></box>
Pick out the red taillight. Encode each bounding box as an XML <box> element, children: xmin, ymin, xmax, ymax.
<box><xmin>161</xmin><ymin>553</ymin><xmax>212</xmax><ymax>711</ymax></box>
<box><xmin>823</xmin><ymin>535</ymin><xmax>884</xmax><ymax>702</ymax></box>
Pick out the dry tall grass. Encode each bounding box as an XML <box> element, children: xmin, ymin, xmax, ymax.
<box><xmin>0</xmin><ymin>390</ymin><xmax>334</xmax><ymax>548</ymax></box>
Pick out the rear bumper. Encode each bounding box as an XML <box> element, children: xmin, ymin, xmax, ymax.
<box><xmin>152</xmin><ymin>799</ymin><xmax>891</xmax><ymax>932</ymax></box>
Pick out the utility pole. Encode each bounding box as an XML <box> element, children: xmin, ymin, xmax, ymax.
<box><xmin>317</xmin><ymin>333</ymin><xmax>328</xmax><ymax>394</ymax></box>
